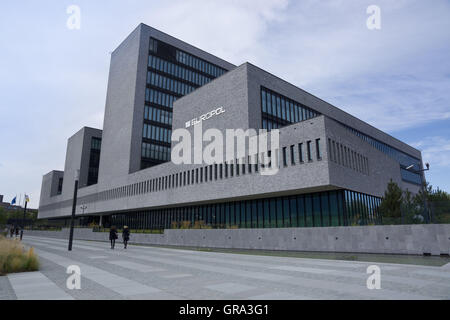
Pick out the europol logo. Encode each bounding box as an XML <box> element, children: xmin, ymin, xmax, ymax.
<box><xmin>185</xmin><ymin>107</ymin><xmax>225</xmax><ymax>128</ymax></box>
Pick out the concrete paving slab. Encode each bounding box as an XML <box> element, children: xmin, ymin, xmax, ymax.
<box><xmin>8</xmin><ymin>236</ymin><xmax>449</xmax><ymax>300</ymax></box>
<box><xmin>7</xmin><ymin>272</ymin><xmax>73</xmax><ymax>300</ymax></box>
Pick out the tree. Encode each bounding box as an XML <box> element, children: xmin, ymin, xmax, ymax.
<box><xmin>379</xmin><ymin>179</ymin><xmax>403</xmax><ymax>222</ymax></box>
<box><xmin>402</xmin><ymin>190</ymin><xmax>423</xmax><ymax>224</ymax></box>
<box><xmin>414</xmin><ymin>183</ymin><xmax>450</xmax><ymax>223</ymax></box>
<box><xmin>379</xmin><ymin>180</ymin><xmax>450</xmax><ymax>225</ymax></box>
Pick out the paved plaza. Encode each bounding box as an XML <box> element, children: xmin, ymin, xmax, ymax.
<box><xmin>1</xmin><ymin>235</ymin><xmax>449</xmax><ymax>300</ymax></box>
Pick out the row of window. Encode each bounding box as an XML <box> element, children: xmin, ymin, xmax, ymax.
<box><xmin>144</xmin><ymin>105</ymin><xmax>173</xmax><ymax>126</ymax></box>
<box><xmin>282</xmin><ymin>139</ymin><xmax>322</xmax><ymax>166</ymax></box>
<box><xmin>176</xmin><ymin>49</ymin><xmax>227</xmax><ymax>78</ymax></box>
<box><xmin>108</xmin><ymin>189</ymin><xmax>381</xmax><ymax>230</ymax></box>
<box><xmin>260</xmin><ymin>87</ymin><xmax>419</xmax><ymax>185</ymax></box>
<box><xmin>148</xmin><ymin>54</ymin><xmax>213</xmax><ymax>87</ymax></box>
<box><xmin>143</xmin><ymin>123</ymin><xmax>172</xmax><ymax>144</ymax></box>
<box><xmin>100</xmin><ymin>138</ymin><xmax>322</xmax><ymax>203</ymax></box>
<box><xmin>328</xmin><ymin>138</ymin><xmax>369</xmax><ymax>175</ymax></box>
<box><xmin>142</xmin><ymin>143</ymin><xmax>171</xmax><ymax>162</ymax></box>
<box><xmin>261</xmin><ymin>87</ymin><xmax>319</xmax><ymax>125</ymax></box>
<box><xmin>145</xmin><ymin>88</ymin><xmax>178</xmax><ymax>108</ymax></box>
<box><xmin>343</xmin><ymin>124</ymin><xmax>420</xmax><ymax>169</ymax></box>
<box><xmin>147</xmin><ymin>71</ymin><xmax>196</xmax><ymax>96</ymax></box>
<box><xmin>342</xmin><ymin>124</ymin><xmax>422</xmax><ymax>185</ymax></box>
<box><xmin>143</xmin><ymin>39</ymin><xmax>228</xmax><ymax>171</ymax></box>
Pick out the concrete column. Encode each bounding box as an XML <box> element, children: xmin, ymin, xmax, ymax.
<box><xmin>99</xmin><ymin>215</ymin><xmax>102</xmax><ymax>227</ymax></box>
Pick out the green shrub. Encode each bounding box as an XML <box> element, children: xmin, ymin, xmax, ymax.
<box><xmin>0</xmin><ymin>236</ymin><xmax>39</xmax><ymax>275</ymax></box>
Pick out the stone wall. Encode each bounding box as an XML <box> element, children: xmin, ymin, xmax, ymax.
<box><xmin>23</xmin><ymin>224</ymin><xmax>450</xmax><ymax>256</ymax></box>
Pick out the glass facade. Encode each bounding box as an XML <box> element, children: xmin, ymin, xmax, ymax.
<box><xmin>260</xmin><ymin>87</ymin><xmax>423</xmax><ymax>185</ymax></box>
<box><xmin>57</xmin><ymin>177</ymin><xmax>63</xmax><ymax>195</ymax></box>
<box><xmin>142</xmin><ymin>37</ymin><xmax>228</xmax><ymax>169</ymax></box>
<box><xmin>109</xmin><ymin>189</ymin><xmax>381</xmax><ymax>230</ymax></box>
<box><xmin>261</xmin><ymin>87</ymin><xmax>320</xmax><ymax>130</ymax></box>
<box><xmin>87</xmin><ymin>137</ymin><xmax>101</xmax><ymax>186</ymax></box>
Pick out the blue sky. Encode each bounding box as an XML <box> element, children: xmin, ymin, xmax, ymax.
<box><xmin>0</xmin><ymin>0</ymin><xmax>449</xmax><ymax>208</ymax></box>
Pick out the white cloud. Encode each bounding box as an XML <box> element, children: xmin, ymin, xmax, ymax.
<box><xmin>140</xmin><ymin>0</ymin><xmax>289</xmax><ymax>64</ymax></box>
<box><xmin>411</xmin><ymin>136</ymin><xmax>450</xmax><ymax>168</ymax></box>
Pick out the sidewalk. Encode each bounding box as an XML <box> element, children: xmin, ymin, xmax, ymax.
<box><xmin>2</xmin><ymin>235</ymin><xmax>449</xmax><ymax>300</ymax></box>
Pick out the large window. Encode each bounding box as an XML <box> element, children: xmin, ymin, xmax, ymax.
<box><xmin>87</xmin><ymin>137</ymin><xmax>101</xmax><ymax>186</ymax></box>
<box><xmin>260</xmin><ymin>87</ymin><xmax>319</xmax><ymax>130</ymax></box>
<box><xmin>176</xmin><ymin>49</ymin><xmax>226</xmax><ymax>78</ymax></box>
<box><xmin>57</xmin><ymin>177</ymin><xmax>63</xmax><ymax>195</ymax></box>
<box><xmin>142</xmin><ymin>38</ymin><xmax>229</xmax><ymax>169</ymax></box>
<box><xmin>108</xmin><ymin>189</ymin><xmax>381</xmax><ymax>230</ymax></box>
<box><xmin>260</xmin><ymin>86</ymin><xmax>423</xmax><ymax>185</ymax></box>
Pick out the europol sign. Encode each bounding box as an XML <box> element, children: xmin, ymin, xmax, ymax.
<box><xmin>185</xmin><ymin>107</ymin><xmax>225</xmax><ymax>128</ymax></box>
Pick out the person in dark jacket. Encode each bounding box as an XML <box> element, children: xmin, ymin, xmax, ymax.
<box><xmin>122</xmin><ymin>226</ymin><xmax>130</xmax><ymax>249</ymax></box>
<box><xmin>109</xmin><ymin>226</ymin><xmax>118</xmax><ymax>249</ymax></box>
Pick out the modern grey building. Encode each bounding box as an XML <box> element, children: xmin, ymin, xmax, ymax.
<box><xmin>38</xmin><ymin>23</ymin><xmax>425</xmax><ymax>229</ymax></box>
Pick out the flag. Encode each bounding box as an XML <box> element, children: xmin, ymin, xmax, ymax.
<box><xmin>25</xmin><ymin>195</ymin><xmax>30</xmax><ymax>203</ymax></box>
<box><xmin>11</xmin><ymin>196</ymin><xmax>16</xmax><ymax>205</ymax></box>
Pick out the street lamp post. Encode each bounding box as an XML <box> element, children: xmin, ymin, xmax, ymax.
<box><xmin>68</xmin><ymin>169</ymin><xmax>80</xmax><ymax>251</ymax></box>
<box><xmin>20</xmin><ymin>200</ymin><xmax>28</xmax><ymax>241</ymax></box>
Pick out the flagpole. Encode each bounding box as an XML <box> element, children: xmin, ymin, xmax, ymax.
<box><xmin>20</xmin><ymin>194</ymin><xmax>28</xmax><ymax>241</ymax></box>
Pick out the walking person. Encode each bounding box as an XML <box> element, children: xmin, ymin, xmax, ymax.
<box><xmin>10</xmin><ymin>226</ymin><xmax>14</xmax><ymax>238</ymax></box>
<box><xmin>15</xmin><ymin>227</ymin><xmax>19</xmax><ymax>238</ymax></box>
<box><xmin>109</xmin><ymin>226</ymin><xmax>118</xmax><ymax>249</ymax></box>
<box><xmin>122</xmin><ymin>226</ymin><xmax>130</xmax><ymax>249</ymax></box>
